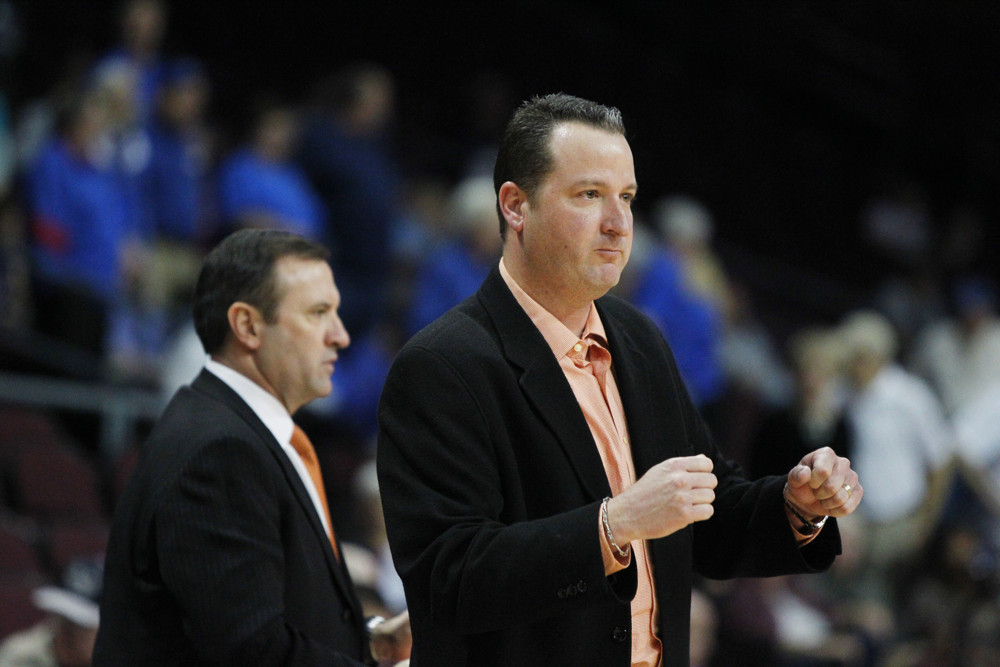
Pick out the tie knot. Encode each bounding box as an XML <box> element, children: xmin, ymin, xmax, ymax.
<box><xmin>290</xmin><ymin>424</ymin><xmax>318</xmax><ymax>465</ymax></box>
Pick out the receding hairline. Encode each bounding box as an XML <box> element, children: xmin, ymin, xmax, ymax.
<box><xmin>537</xmin><ymin>121</ymin><xmax>637</xmax><ymax>187</ymax></box>
<box><xmin>265</xmin><ymin>253</ymin><xmax>338</xmax><ymax>312</ymax></box>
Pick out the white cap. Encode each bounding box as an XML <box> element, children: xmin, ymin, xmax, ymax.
<box><xmin>32</xmin><ymin>556</ymin><xmax>103</xmax><ymax>629</ymax></box>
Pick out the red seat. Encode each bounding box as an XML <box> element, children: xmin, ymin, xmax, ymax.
<box><xmin>0</xmin><ymin>521</ymin><xmax>43</xmax><ymax>575</ymax></box>
<box><xmin>0</xmin><ymin>407</ymin><xmax>66</xmax><ymax>455</ymax></box>
<box><xmin>43</xmin><ymin>520</ymin><xmax>109</xmax><ymax>575</ymax></box>
<box><xmin>8</xmin><ymin>440</ymin><xmax>105</xmax><ymax>520</ymax></box>
<box><xmin>0</xmin><ymin>575</ymin><xmax>49</xmax><ymax>638</ymax></box>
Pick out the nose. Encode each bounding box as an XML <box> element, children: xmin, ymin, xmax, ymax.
<box><xmin>602</xmin><ymin>198</ymin><xmax>632</xmax><ymax>238</ymax></box>
<box><xmin>328</xmin><ymin>312</ymin><xmax>351</xmax><ymax>350</ymax></box>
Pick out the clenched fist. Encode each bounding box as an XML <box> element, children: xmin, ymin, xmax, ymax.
<box><xmin>606</xmin><ymin>454</ymin><xmax>717</xmax><ymax>546</ymax></box>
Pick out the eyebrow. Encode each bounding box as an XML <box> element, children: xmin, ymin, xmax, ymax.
<box><xmin>572</xmin><ymin>179</ymin><xmax>638</xmax><ymax>191</ymax></box>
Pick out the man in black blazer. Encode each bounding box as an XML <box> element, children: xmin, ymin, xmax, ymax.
<box><xmin>95</xmin><ymin>230</ymin><xmax>410</xmax><ymax>665</ymax></box>
<box><xmin>377</xmin><ymin>94</ymin><xmax>863</xmax><ymax>666</ymax></box>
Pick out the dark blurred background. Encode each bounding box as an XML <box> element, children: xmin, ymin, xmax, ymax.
<box><xmin>4</xmin><ymin>3</ymin><xmax>1000</xmax><ymax>665</ymax></box>
<box><xmin>10</xmin><ymin>1</ymin><xmax>1000</xmax><ymax>302</ymax></box>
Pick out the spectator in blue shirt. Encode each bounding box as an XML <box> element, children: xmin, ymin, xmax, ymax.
<box><xmin>143</xmin><ymin>57</ymin><xmax>213</xmax><ymax>245</ymax></box>
<box><xmin>218</xmin><ymin>100</ymin><xmax>324</xmax><ymax>241</ymax></box>
<box><xmin>619</xmin><ymin>223</ymin><xmax>725</xmax><ymax>408</ymax></box>
<box><xmin>96</xmin><ymin>0</ymin><xmax>169</xmax><ymax>125</ymax></box>
<box><xmin>407</xmin><ymin>175</ymin><xmax>501</xmax><ymax>337</ymax></box>
<box><xmin>26</xmin><ymin>87</ymin><xmax>134</xmax><ymax>358</ymax></box>
<box><xmin>297</xmin><ymin>63</ymin><xmax>401</xmax><ymax>338</ymax></box>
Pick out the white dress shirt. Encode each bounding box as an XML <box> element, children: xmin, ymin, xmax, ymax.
<box><xmin>204</xmin><ymin>359</ymin><xmax>332</xmax><ymax>537</ymax></box>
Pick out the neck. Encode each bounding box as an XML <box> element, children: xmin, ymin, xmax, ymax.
<box><xmin>502</xmin><ymin>252</ymin><xmax>592</xmax><ymax>336</ymax></box>
<box><xmin>211</xmin><ymin>351</ymin><xmax>293</xmax><ymax>414</ymax></box>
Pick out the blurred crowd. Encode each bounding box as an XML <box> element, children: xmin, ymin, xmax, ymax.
<box><xmin>2</xmin><ymin>1</ymin><xmax>1000</xmax><ymax>665</ymax></box>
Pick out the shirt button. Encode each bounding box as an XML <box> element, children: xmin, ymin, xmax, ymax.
<box><xmin>611</xmin><ymin>626</ymin><xmax>628</xmax><ymax>643</ymax></box>
<box><xmin>573</xmin><ymin>342</ymin><xmax>583</xmax><ymax>352</ymax></box>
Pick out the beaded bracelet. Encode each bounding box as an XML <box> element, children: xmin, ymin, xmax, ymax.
<box><xmin>601</xmin><ymin>497</ymin><xmax>630</xmax><ymax>558</ymax></box>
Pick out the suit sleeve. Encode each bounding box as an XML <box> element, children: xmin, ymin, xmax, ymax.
<box><xmin>155</xmin><ymin>437</ymin><xmax>368</xmax><ymax>666</ymax></box>
<box><xmin>666</xmin><ymin>344</ymin><xmax>842</xmax><ymax>578</ymax></box>
<box><xmin>607</xmin><ymin>299</ymin><xmax>841</xmax><ymax>580</ymax></box>
<box><xmin>377</xmin><ymin>344</ymin><xmax>637</xmax><ymax>636</ymax></box>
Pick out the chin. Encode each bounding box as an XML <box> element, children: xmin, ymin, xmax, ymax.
<box><xmin>591</xmin><ymin>268</ymin><xmax>623</xmax><ymax>291</ymax></box>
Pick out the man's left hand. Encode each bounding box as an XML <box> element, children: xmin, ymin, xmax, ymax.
<box><xmin>785</xmin><ymin>446</ymin><xmax>862</xmax><ymax>519</ymax></box>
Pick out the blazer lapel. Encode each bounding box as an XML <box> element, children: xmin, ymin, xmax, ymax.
<box><xmin>595</xmin><ymin>301</ymin><xmax>664</xmax><ymax>477</ymax></box>
<box><xmin>192</xmin><ymin>371</ymin><xmax>364</xmax><ymax>617</ymax></box>
<box><xmin>477</xmin><ymin>269</ymin><xmax>612</xmax><ymax>501</ymax></box>
<box><xmin>599</xmin><ymin>297</ymin><xmax>700</xmax><ymax>478</ymax></box>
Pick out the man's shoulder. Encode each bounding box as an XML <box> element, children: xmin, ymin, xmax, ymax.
<box><xmin>402</xmin><ymin>294</ymin><xmax>497</xmax><ymax>359</ymax></box>
<box><xmin>145</xmin><ymin>379</ymin><xmax>265</xmax><ymax>463</ymax></box>
<box><xmin>597</xmin><ymin>292</ymin><xmax>664</xmax><ymax>340</ymax></box>
<box><xmin>597</xmin><ymin>291</ymin><xmax>645</xmax><ymax>320</ymax></box>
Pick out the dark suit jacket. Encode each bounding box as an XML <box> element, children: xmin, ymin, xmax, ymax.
<box><xmin>95</xmin><ymin>370</ymin><xmax>372</xmax><ymax>666</ymax></box>
<box><xmin>377</xmin><ymin>267</ymin><xmax>841</xmax><ymax>667</ymax></box>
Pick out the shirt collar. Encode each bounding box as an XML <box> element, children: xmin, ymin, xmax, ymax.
<box><xmin>498</xmin><ymin>258</ymin><xmax>608</xmax><ymax>359</ymax></box>
<box><xmin>204</xmin><ymin>358</ymin><xmax>294</xmax><ymax>446</ymax></box>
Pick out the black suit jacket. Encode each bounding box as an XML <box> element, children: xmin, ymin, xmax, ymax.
<box><xmin>377</xmin><ymin>267</ymin><xmax>841</xmax><ymax>667</ymax></box>
<box><xmin>95</xmin><ymin>370</ymin><xmax>372</xmax><ymax>666</ymax></box>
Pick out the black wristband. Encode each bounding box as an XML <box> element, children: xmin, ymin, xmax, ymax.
<box><xmin>783</xmin><ymin>497</ymin><xmax>828</xmax><ymax>536</ymax></box>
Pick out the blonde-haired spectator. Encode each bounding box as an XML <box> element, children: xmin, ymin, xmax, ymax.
<box><xmin>839</xmin><ymin>310</ymin><xmax>954</xmax><ymax>565</ymax></box>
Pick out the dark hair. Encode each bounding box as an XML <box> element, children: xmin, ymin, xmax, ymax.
<box><xmin>193</xmin><ymin>229</ymin><xmax>329</xmax><ymax>354</ymax></box>
<box><xmin>493</xmin><ymin>93</ymin><xmax>626</xmax><ymax>240</ymax></box>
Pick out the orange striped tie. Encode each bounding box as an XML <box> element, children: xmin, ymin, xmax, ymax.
<box><xmin>290</xmin><ymin>424</ymin><xmax>339</xmax><ymax>560</ymax></box>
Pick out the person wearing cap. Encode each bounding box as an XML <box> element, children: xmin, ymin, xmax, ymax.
<box><xmin>0</xmin><ymin>556</ymin><xmax>103</xmax><ymax>667</ymax></box>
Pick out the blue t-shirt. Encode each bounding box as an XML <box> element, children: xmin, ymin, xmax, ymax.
<box><xmin>218</xmin><ymin>148</ymin><xmax>324</xmax><ymax>240</ymax></box>
<box><xmin>27</xmin><ymin>138</ymin><xmax>134</xmax><ymax>301</ymax></box>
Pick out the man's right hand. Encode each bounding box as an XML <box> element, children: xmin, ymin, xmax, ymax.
<box><xmin>606</xmin><ymin>454</ymin><xmax>717</xmax><ymax>545</ymax></box>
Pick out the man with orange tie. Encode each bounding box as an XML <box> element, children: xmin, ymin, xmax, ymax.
<box><xmin>377</xmin><ymin>94</ymin><xmax>862</xmax><ymax>666</ymax></box>
<box><xmin>96</xmin><ymin>229</ymin><xmax>410</xmax><ymax>665</ymax></box>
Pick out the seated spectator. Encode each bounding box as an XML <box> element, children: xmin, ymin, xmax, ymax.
<box><xmin>910</xmin><ymin>276</ymin><xmax>1000</xmax><ymax>417</ymax></box>
<box><xmin>130</xmin><ymin>56</ymin><xmax>212</xmax><ymax>364</ymax></box>
<box><xmin>142</xmin><ymin>56</ymin><xmax>214</xmax><ymax>246</ymax></box>
<box><xmin>952</xmin><ymin>379</ymin><xmax>1000</xmax><ymax>513</ymax></box>
<box><xmin>217</xmin><ymin>100</ymin><xmax>324</xmax><ymax>240</ymax></box>
<box><xmin>652</xmin><ymin>194</ymin><xmax>734</xmax><ymax>322</ymax></box>
<box><xmin>748</xmin><ymin>327</ymin><xmax>851</xmax><ymax>480</ymax></box>
<box><xmin>297</xmin><ymin>62</ymin><xmax>401</xmax><ymax>338</ymax></box>
<box><xmin>24</xmin><ymin>86</ymin><xmax>133</xmax><ymax>360</ymax></box>
<box><xmin>0</xmin><ymin>556</ymin><xmax>103</xmax><ymax>667</ymax></box>
<box><xmin>95</xmin><ymin>0</ymin><xmax>169</xmax><ymax>125</ymax></box>
<box><xmin>839</xmin><ymin>310</ymin><xmax>955</xmax><ymax>567</ymax></box>
<box><xmin>618</xmin><ymin>222</ymin><xmax>724</xmax><ymax>409</ymax></box>
<box><xmin>406</xmin><ymin>175</ymin><xmax>500</xmax><ymax>337</ymax></box>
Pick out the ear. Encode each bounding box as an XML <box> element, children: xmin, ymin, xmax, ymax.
<box><xmin>498</xmin><ymin>181</ymin><xmax>529</xmax><ymax>235</ymax></box>
<box><xmin>228</xmin><ymin>302</ymin><xmax>264</xmax><ymax>351</ymax></box>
